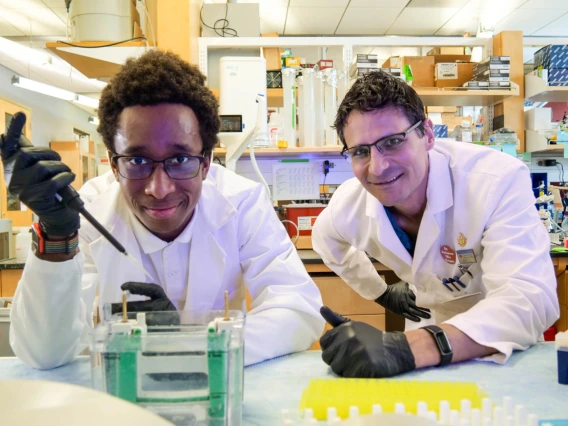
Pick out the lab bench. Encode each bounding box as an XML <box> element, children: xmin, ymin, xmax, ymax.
<box><xmin>0</xmin><ymin>343</ymin><xmax>566</xmax><ymax>423</ymax></box>
<box><xmin>1</xmin><ymin>250</ymin><xmax>567</xmax><ymax>333</ymax></box>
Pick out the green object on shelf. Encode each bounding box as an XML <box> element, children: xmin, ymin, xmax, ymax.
<box><xmin>281</xmin><ymin>159</ymin><xmax>309</xmax><ymax>162</ymax></box>
<box><xmin>551</xmin><ymin>247</ymin><xmax>568</xmax><ymax>253</ymax></box>
<box><xmin>403</xmin><ymin>64</ymin><xmax>413</xmax><ymax>83</ymax></box>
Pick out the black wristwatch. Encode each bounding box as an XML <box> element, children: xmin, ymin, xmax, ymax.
<box><xmin>421</xmin><ymin>325</ymin><xmax>453</xmax><ymax>367</ymax></box>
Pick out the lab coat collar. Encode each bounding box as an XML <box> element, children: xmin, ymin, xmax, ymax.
<box><xmin>129</xmin><ymin>204</ymin><xmax>197</xmax><ymax>255</ymax></box>
<box><xmin>411</xmin><ymin>147</ymin><xmax>454</xmax><ymax>277</ymax></box>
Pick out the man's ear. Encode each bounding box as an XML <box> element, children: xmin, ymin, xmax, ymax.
<box><xmin>201</xmin><ymin>154</ymin><xmax>211</xmax><ymax>181</ymax></box>
<box><xmin>108</xmin><ymin>150</ymin><xmax>119</xmax><ymax>181</ymax></box>
<box><xmin>422</xmin><ymin>118</ymin><xmax>436</xmax><ymax>151</ymax></box>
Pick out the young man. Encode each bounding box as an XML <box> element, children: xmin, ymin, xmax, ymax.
<box><xmin>3</xmin><ymin>50</ymin><xmax>324</xmax><ymax>370</ymax></box>
<box><xmin>312</xmin><ymin>71</ymin><xmax>559</xmax><ymax>378</ymax></box>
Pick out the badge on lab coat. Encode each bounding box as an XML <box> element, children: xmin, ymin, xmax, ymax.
<box><xmin>440</xmin><ymin>245</ymin><xmax>456</xmax><ymax>264</ymax></box>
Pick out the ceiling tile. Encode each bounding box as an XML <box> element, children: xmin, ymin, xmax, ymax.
<box><xmin>387</xmin><ymin>7</ymin><xmax>459</xmax><ymax>35</ymax></box>
<box><xmin>494</xmin><ymin>8</ymin><xmax>566</xmax><ymax>35</ymax></box>
<box><xmin>258</xmin><ymin>5</ymin><xmax>287</xmax><ymax>34</ymax></box>
<box><xmin>521</xmin><ymin>0</ymin><xmax>568</xmax><ymax>9</ymax></box>
<box><xmin>335</xmin><ymin>25</ymin><xmax>389</xmax><ymax>35</ymax></box>
<box><xmin>289</xmin><ymin>0</ymin><xmax>349</xmax><ymax>7</ymax></box>
<box><xmin>0</xmin><ymin>0</ymin><xmax>44</xmax><ymax>8</ymax></box>
<box><xmin>406</xmin><ymin>0</ymin><xmax>469</xmax><ymax>7</ymax></box>
<box><xmin>0</xmin><ymin>5</ymin><xmax>65</xmax><ymax>36</ymax></box>
<box><xmin>349</xmin><ymin>0</ymin><xmax>408</xmax><ymax>6</ymax></box>
<box><xmin>340</xmin><ymin>8</ymin><xmax>401</xmax><ymax>27</ymax></box>
<box><xmin>533</xmin><ymin>13</ymin><xmax>568</xmax><ymax>36</ymax></box>
<box><xmin>285</xmin><ymin>7</ymin><xmax>345</xmax><ymax>35</ymax></box>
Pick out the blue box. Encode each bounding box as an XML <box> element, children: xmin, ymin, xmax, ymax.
<box><xmin>549</xmin><ymin>68</ymin><xmax>568</xmax><ymax>85</ymax></box>
<box><xmin>534</xmin><ymin>45</ymin><xmax>568</xmax><ymax>69</ymax></box>
<box><xmin>433</xmin><ymin>124</ymin><xmax>448</xmax><ymax>138</ymax></box>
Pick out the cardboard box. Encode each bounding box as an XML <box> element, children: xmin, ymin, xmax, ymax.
<box><xmin>534</xmin><ymin>45</ymin><xmax>568</xmax><ymax>70</ymax></box>
<box><xmin>401</xmin><ymin>56</ymin><xmax>435</xmax><ymax>87</ymax></box>
<box><xmin>525</xmin><ymin>108</ymin><xmax>552</xmax><ymax>131</ymax></box>
<box><xmin>427</xmin><ymin>106</ymin><xmax>457</xmax><ymax>113</ymax></box>
<box><xmin>428</xmin><ymin>46</ymin><xmax>470</xmax><ymax>56</ymax></box>
<box><xmin>317</xmin><ymin>59</ymin><xmax>333</xmax><ymax>70</ymax></box>
<box><xmin>261</xmin><ymin>32</ymin><xmax>281</xmax><ymax>71</ymax></box>
<box><xmin>549</xmin><ymin>68</ymin><xmax>568</xmax><ymax>84</ymax></box>
<box><xmin>434</xmin><ymin>63</ymin><xmax>474</xmax><ymax>88</ymax></box>
<box><xmin>429</xmin><ymin>54</ymin><xmax>472</xmax><ymax>64</ymax></box>
<box><xmin>382</xmin><ymin>56</ymin><xmax>402</xmax><ymax>68</ymax></box>
<box><xmin>284</xmin><ymin>56</ymin><xmax>301</xmax><ymax>68</ymax></box>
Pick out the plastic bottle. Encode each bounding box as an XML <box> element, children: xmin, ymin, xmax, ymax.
<box><xmin>474</xmin><ymin>123</ymin><xmax>483</xmax><ymax>142</ymax></box>
<box><xmin>15</xmin><ymin>229</ymin><xmax>32</xmax><ymax>262</ymax></box>
<box><xmin>460</xmin><ymin>120</ymin><xmax>473</xmax><ymax>143</ymax></box>
<box><xmin>268</xmin><ymin>112</ymin><xmax>283</xmax><ymax>147</ymax></box>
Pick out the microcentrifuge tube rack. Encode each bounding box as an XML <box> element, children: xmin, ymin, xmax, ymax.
<box><xmin>280</xmin><ymin>396</ymin><xmax>539</xmax><ymax>426</ymax></box>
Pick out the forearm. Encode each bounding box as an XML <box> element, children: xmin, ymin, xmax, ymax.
<box><xmin>406</xmin><ymin>324</ymin><xmax>497</xmax><ymax>369</ymax></box>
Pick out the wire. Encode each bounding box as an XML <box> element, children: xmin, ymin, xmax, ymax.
<box><xmin>322</xmin><ymin>173</ymin><xmax>327</xmax><ymax>202</ymax></box>
<box><xmin>213</xmin><ymin>156</ymin><xmax>223</xmax><ymax>166</ymax></box>
<box><xmin>54</xmin><ymin>37</ymin><xmax>147</xmax><ymax>48</ymax></box>
<box><xmin>200</xmin><ymin>1</ymin><xmax>238</xmax><ymax>37</ymax></box>
<box><xmin>560</xmin><ymin>162</ymin><xmax>565</xmax><ymax>185</ymax></box>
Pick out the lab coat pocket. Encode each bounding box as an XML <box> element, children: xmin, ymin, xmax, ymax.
<box><xmin>437</xmin><ymin>292</ymin><xmax>483</xmax><ymax>322</ymax></box>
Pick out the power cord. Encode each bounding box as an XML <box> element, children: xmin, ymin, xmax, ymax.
<box><xmin>200</xmin><ymin>1</ymin><xmax>238</xmax><ymax>37</ymax></box>
<box><xmin>54</xmin><ymin>37</ymin><xmax>148</xmax><ymax>48</ymax></box>
<box><xmin>213</xmin><ymin>156</ymin><xmax>224</xmax><ymax>166</ymax></box>
<box><xmin>322</xmin><ymin>160</ymin><xmax>330</xmax><ymax>202</ymax></box>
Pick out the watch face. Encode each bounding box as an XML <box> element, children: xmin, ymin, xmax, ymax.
<box><xmin>434</xmin><ymin>330</ymin><xmax>453</xmax><ymax>354</ymax></box>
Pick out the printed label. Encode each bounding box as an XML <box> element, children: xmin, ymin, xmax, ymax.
<box><xmin>298</xmin><ymin>216</ymin><xmax>319</xmax><ymax>230</ymax></box>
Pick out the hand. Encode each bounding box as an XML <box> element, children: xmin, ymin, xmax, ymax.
<box><xmin>111</xmin><ymin>282</ymin><xmax>176</xmax><ymax>314</ymax></box>
<box><xmin>319</xmin><ymin>306</ymin><xmax>416</xmax><ymax>378</ymax></box>
<box><xmin>375</xmin><ymin>281</ymin><xmax>431</xmax><ymax>322</ymax></box>
<box><xmin>0</xmin><ymin>112</ymin><xmax>32</xmax><ymax>164</ymax></box>
<box><xmin>2</xmin><ymin>113</ymin><xmax>79</xmax><ymax>237</ymax></box>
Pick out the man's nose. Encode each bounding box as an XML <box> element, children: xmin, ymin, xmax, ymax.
<box><xmin>145</xmin><ymin>164</ymin><xmax>176</xmax><ymax>199</ymax></box>
<box><xmin>368</xmin><ymin>146</ymin><xmax>390</xmax><ymax>175</ymax></box>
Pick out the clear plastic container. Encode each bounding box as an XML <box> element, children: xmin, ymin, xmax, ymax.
<box><xmin>460</xmin><ymin>120</ymin><xmax>473</xmax><ymax>143</ymax></box>
<box><xmin>268</xmin><ymin>112</ymin><xmax>283</xmax><ymax>147</ymax></box>
<box><xmin>90</xmin><ymin>310</ymin><xmax>245</xmax><ymax>426</ymax></box>
<box><xmin>474</xmin><ymin>124</ymin><xmax>483</xmax><ymax>142</ymax></box>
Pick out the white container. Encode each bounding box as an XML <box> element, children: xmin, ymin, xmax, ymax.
<box><xmin>296</xmin><ymin>75</ymin><xmax>305</xmax><ymax>147</ymax></box>
<box><xmin>268</xmin><ymin>113</ymin><xmax>283</xmax><ymax>147</ymax></box>
<box><xmin>282</xmin><ymin>68</ymin><xmax>297</xmax><ymax>146</ymax></box>
<box><xmin>460</xmin><ymin>120</ymin><xmax>473</xmax><ymax>143</ymax></box>
<box><xmin>219</xmin><ymin>56</ymin><xmax>268</xmax><ymax>148</ymax></box>
<box><xmin>70</xmin><ymin>0</ymin><xmax>133</xmax><ymax>42</ymax></box>
<box><xmin>324</xmin><ymin>69</ymin><xmax>339</xmax><ymax>146</ymax></box>
<box><xmin>314</xmin><ymin>71</ymin><xmax>325</xmax><ymax>147</ymax></box>
<box><xmin>302</xmin><ymin>68</ymin><xmax>316</xmax><ymax>147</ymax></box>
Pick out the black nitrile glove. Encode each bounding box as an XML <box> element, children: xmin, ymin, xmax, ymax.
<box><xmin>375</xmin><ymin>281</ymin><xmax>431</xmax><ymax>322</ymax></box>
<box><xmin>111</xmin><ymin>282</ymin><xmax>177</xmax><ymax>314</ymax></box>
<box><xmin>1</xmin><ymin>112</ymin><xmax>32</xmax><ymax>164</ymax></box>
<box><xmin>2</xmin><ymin>113</ymin><xmax>79</xmax><ymax>237</ymax></box>
<box><xmin>319</xmin><ymin>306</ymin><xmax>416</xmax><ymax>378</ymax></box>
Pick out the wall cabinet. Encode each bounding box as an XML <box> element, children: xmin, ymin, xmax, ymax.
<box><xmin>0</xmin><ymin>269</ymin><xmax>23</xmax><ymax>297</ymax></box>
<box><xmin>0</xmin><ymin>99</ymin><xmax>33</xmax><ymax>227</ymax></box>
<box><xmin>50</xmin><ymin>141</ymin><xmax>98</xmax><ymax>190</ymax></box>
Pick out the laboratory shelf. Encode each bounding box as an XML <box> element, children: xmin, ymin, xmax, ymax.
<box><xmin>213</xmin><ymin>146</ymin><xmax>343</xmax><ymax>157</ymax></box>
<box><xmin>415</xmin><ymin>86</ymin><xmax>519</xmax><ymax>107</ymax></box>
<box><xmin>525</xmin><ymin>73</ymin><xmax>568</xmax><ymax>103</ymax></box>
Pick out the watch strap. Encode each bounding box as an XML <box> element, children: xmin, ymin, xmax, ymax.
<box><xmin>421</xmin><ymin>325</ymin><xmax>453</xmax><ymax>367</ymax></box>
<box><xmin>31</xmin><ymin>222</ymin><xmax>79</xmax><ymax>254</ymax></box>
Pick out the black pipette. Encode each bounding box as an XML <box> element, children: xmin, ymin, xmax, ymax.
<box><xmin>55</xmin><ymin>185</ymin><xmax>155</xmax><ymax>281</ymax></box>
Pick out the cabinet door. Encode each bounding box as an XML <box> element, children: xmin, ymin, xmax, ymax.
<box><xmin>0</xmin><ymin>99</ymin><xmax>33</xmax><ymax>227</ymax></box>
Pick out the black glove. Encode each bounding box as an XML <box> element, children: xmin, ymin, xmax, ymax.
<box><xmin>1</xmin><ymin>112</ymin><xmax>32</xmax><ymax>164</ymax></box>
<box><xmin>1</xmin><ymin>112</ymin><xmax>79</xmax><ymax>237</ymax></box>
<box><xmin>111</xmin><ymin>282</ymin><xmax>176</xmax><ymax>314</ymax></box>
<box><xmin>375</xmin><ymin>281</ymin><xmax>431</xmax><ymax>322</ymax></box>
<box><xmin>320</xmin><ymin>306</ymin><xmax>416</xmax><ymax>378</ymax></box>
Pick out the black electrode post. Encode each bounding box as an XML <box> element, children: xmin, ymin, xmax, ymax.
<box><xmin>55</xmin><ymin>185</ymin><xmax>128</xmax><ymax>255</ymax></box>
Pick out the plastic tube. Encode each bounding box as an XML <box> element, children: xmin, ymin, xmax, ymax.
<box><xmin>314</xmin><ymin>71</ymin><xmax>325</xmax><ymax>147</ymax></box>
<box><xmin>296</xmin><ymin>74</ymin><xmax>305</xmax><ymax>147</ymax></box>
<box><xmin>324</xmin><ymin>69</ymin><xmax>338</xmax><ymax>146</ymax></box>
<box><xmin>282</xmin><ymin>68</ymin><xmax>296</xmax><ymax>147</ymax></box>
<box><xmin>302</xmin><ymin>68</ymin><xmax>316</xmax><ymax>147</ymax></box>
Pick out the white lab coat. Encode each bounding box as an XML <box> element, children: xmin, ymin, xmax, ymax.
<box><xmin>10</xmin><ymin>164</ymin><xmax>324</xmax><ymax>370</ymax></box>
<box><xmin>312</xmin><ymin>140</ymin><xmax>559</xmax><ymax>363</ymax></box>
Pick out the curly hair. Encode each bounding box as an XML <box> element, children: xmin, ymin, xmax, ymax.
<box><xmin>334</xmin><ymin>71</ymin><xmax>426</xmax><ymax>147</ymax></box>
<box><xmin>97</xmin><ymin>50</ymin><xmax>220</xmax><ymax>156</ymax></box>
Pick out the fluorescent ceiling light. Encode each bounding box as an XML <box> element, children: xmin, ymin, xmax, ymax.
<box><xmin>88</xmin><ymin>116</ymin><xmax>100</xmax><ymax>125</ymax></box>
<box><xmin>74</xmin><ymin>94</ymin><xmax>99</xmax><ymax>109</ymax></box>
<box><xmin>0</xmin><ymin>36</ymin><xmax>52</xmax><ymax>65</ymax></box>
<box><xmin>12</xmin><ymin>76</ymin><xmax>75</xmax><ymax>101</ymax></box>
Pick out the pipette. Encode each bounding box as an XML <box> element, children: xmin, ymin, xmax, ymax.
<box><xmin>55</xmin><ymin>185</ymin><xmax>155</xmax><ymax>282</ymax></box>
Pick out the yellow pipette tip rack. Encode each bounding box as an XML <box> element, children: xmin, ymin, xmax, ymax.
<box><xmin>299</xmin><ymin>378</ymin><xmax>490</xmax><ymax>420</ymax></box>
